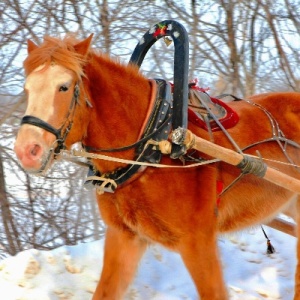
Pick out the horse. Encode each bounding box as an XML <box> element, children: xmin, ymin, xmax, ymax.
<box><xmin>13</xmin><ymin>32</ymin><xmax>300</xmax><ymax>300</ymax></box>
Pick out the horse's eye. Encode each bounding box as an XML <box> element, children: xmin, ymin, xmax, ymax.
<box><xmin>59</xmin><ymin>85</ymin><xmax>69</xmax><ymax>92</ymax></box>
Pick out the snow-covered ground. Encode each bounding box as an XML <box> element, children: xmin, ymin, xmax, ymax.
<box><xmin>0</xmin><ymin>226</ymin><xmax>296</xmax><ymax>300</ymax></box>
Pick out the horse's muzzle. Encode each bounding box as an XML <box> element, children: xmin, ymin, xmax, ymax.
<box><xmin>14</xmin><ymin>126</ymin><xmax>56</xmax><ymax>174</ymax></box>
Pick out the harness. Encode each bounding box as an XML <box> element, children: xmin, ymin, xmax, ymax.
<box><xmin>82</xmin><ymin>20</ymin><xmax>190</xmax><ymax>193</ymax></box>
<box><xmin>20</xmin><ymin>19</ymin><xmax>300</xmax><ymax>202</ymax></box>
<box><xmin>84</xmin><ymin>79</ymin><xmax>173</xmax><ymax>193</ymax></box>
<box><xmin>18</xmin><ymin>20</ymin><xmax>239</xmax><ymax>192</ymax></box>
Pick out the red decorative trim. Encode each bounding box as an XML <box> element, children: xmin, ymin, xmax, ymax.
<box><xmin>216</xmin><ymin>180</ymin><xmax>224</xmax><ymax>206</ymax></box>
<box><xmin>188</xmin><ymin>84</ymin><xmax>239</xmax><ymax>132</ymax></box>
<box><xmin>188</xmin><ymin>98</ymin><xmax>239</xmax><ymax>132</ymax></box>
<box><xmin>170</xmin><ymin>80</ymin><xmax>239</xmax><ymax>131</ymax></box>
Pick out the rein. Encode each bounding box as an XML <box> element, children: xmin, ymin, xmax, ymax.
<box><xmin>84</xmin><ymin>114</ymin><xmax>172</xmax><ymax>153</ymax></box>
<box><xmin>85</xmin><ymin>79</ymin><xmax>173</xmax><ymax>154</ymax></box>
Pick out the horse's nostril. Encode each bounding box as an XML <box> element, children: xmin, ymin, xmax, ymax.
<box><xmin>30</xmin><ymin>144</ymin><xmax>41</xmax><ymax>156</ymax></box>
<box><xmin>14</xmin><ymin>141</ymin><xmax>45</xmax><ymax>171</ymax></box>
<box><xmin>24</xmin><ymin>143</ymin><xmax>43</xmax><ymax>161</ymax></box>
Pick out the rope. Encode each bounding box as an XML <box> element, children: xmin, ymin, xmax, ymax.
<box><xmin>61</xmin><ymin>144</ymin><xmax>300</xmax><ymax>171</ymax></box>
<box><xmin>62</xmin><ymin>147</ymin><xmax>220</xmax><ymax>169</ymax></box>
<box><xmin>236</xmin><ymin>155</ymin><xmax>267</xmax><ymax>178</ymax></box>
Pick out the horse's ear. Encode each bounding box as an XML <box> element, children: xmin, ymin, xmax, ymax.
<box><xmin>74</xmin><ymin>34</ymin><xmax>93</xmax><ymax>57</ymax></box>
<box><xmin>27</xmin><ymin>39</ymin><xmax>39</xmax><ymax>54</ymax></box>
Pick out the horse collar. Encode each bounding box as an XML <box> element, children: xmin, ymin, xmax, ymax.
<box><xmin>84</xmin><ymin>79</ymin><xmax>173</xmax><ymax>193</ymax></box>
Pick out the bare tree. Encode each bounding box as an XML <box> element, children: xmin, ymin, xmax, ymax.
<box><xmin>0</xmin><ymin>151</ymin><xmax>22</xmax><ymax>256</ymax></box>
<box><xmin>163</xmin><ymin>0</ymin><xmax>300</xmax><ymax>96</ymax></box>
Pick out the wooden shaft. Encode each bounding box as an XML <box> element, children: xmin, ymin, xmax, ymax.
<box><xmin>265</xmin><ymin>217</ymin><xmax>296</xmax><ymax>237</ymax></box>
<box><xmin>191</xmin><ymin>132</ymin><xmax>243</xmax><ymax>165</ymax></box>
<box><xmin>184</xmin><ymin>130</ymin><xmax>300</xmax><ymax>194</ymax></box>
<box><xmin>183</xmin><ymin>131</ymin><xmax>298</xmax><ymax>236</ymax></box>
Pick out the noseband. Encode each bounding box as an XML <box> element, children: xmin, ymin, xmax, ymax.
<box><xmin>20</xmin><ymin>83</ymin><xmax>80</xmax><ymax>155</ymax></box>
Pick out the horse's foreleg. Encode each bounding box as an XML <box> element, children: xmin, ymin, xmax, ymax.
<box><xmin>179</xmin><ymin>233</ymin><xmax>228</xmax><ymax>300</ymax></box>
<box><xmin>294</xmin><ymin>197</ymin><xmax>300</xmax><ymax>300</ymax></box>
<box><xmin>92</xmin><ymin>226</ymin><xmax>147</xmax><ymax>300</ymax></box>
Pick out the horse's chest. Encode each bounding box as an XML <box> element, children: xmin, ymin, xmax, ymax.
<box><xmin>98</xmin><ymin>194</ymin><xmax>180</xmax><ymax>247</ymax></box>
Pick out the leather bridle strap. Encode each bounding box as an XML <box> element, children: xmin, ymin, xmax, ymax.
<box><xmin>20</xmin><ymin>115</ymin><xmax>67</xmax><ymax>154</ymax></box>
<box><xmin>21</xmin><ymin>115</ymin><xmax>61</xmax><ymax>140</ymax></box>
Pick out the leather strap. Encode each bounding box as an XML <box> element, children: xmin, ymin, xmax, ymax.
<box><xmin>21</xmin><ymin>115</ymin><xmax>61</xmax><ymax>139</ymax></box>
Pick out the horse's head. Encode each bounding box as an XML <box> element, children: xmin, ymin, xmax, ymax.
<box><xmin>14</xmin><ymin>34</ymin><xmax>93</xmax><ymax>174</ymax></box>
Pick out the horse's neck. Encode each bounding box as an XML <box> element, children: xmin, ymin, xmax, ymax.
<box><xmin>83</xmin><ymin>54</ymin><xmax>152</xmax><ymax>171</ymax></box>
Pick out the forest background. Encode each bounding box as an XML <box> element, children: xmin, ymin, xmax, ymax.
<box><xmin>0</xmin><ymin>0</ymin><xmax>299</xmax><ymax>258</ymax></box>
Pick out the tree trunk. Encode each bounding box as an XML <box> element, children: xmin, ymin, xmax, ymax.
<box><xmin>0</xmin><ymin>152</ymin><xmax>21</xmax><ymax>255</ymax></box>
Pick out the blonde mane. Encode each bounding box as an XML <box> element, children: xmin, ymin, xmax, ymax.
<box><xmin>23</xmin><ymin>35</ymin><xmax>88</xmax><ymax>79</ymax></box>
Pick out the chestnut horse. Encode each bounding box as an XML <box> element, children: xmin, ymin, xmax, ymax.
<box><xmin>14</xmin><ymin>33</ymin><xmax>300</xmax><ymax>300</ymax></box>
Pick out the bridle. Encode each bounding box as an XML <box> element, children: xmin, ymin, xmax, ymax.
<box><xmin>20</xmin><ymin>83</ymin><xmax>80</xmax><ymax>161</ymax></box>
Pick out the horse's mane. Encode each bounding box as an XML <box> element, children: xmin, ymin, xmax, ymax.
<box><xmin>23</xmin><ymin>34</ymin><xmax>88</xmax><ymax>79</ymax></box>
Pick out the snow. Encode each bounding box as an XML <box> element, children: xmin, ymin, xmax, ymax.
<box><xmin>0</xmin><ymin>226</ymin><xmax>297</xmax><ymax>300</ymax></box>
